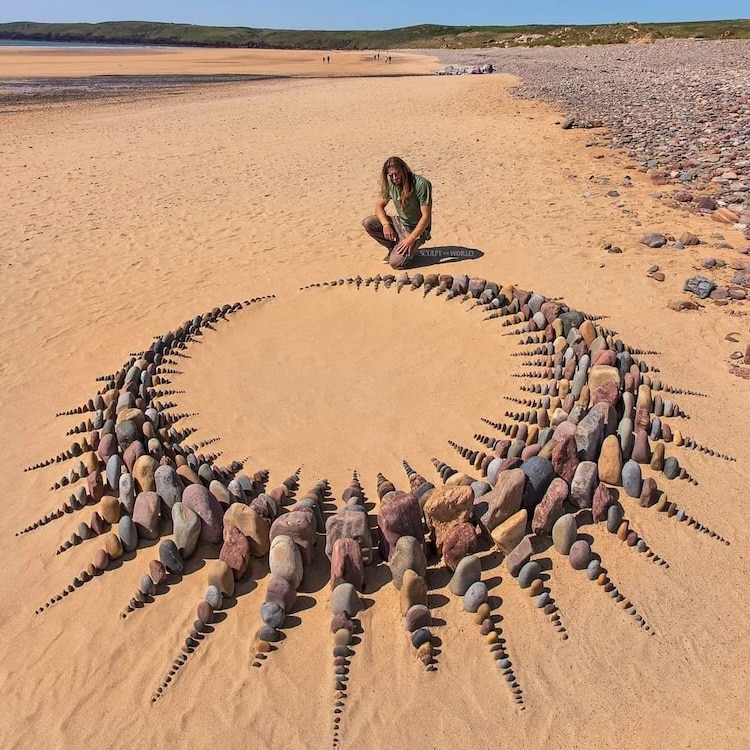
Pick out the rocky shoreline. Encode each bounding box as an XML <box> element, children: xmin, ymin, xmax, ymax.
<box><xmin>426</xmin><ymin>40</ymin><xmax>750</xmax><ymax>234</ymax></box>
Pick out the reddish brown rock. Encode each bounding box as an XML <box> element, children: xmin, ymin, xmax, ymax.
<box><xmin>424</xmin><ymin>485</ymin><xmax>474</xmax><ymax>554</ymax></box>
<box><xmin>639</xmin><ymin>477</ymin><xmax>658</xmax><ymax>508</ymax></box>
<box><xmin>330</xmin><ymin>537</ymin><xmax>365</xmax><ymax>591</ymax></box>
<box><xmin>376</xmin><ymin>491</ymin><xmax>423</xmax><ymax>560</ymax></box>
<box><xmin>441</xmin><ymin>522</ymin><xmax>477</xmax><ymax>571</ymax></box>
<box><xmin>182</xmin><ymin>484</ymin><xmax>224</xmax><ymax>544</ymax></box>
<box><xmin>552</xmin><ymin>434</ymin><xmax>579</xmax><ymax>484</ymax></box>
<box><xmin>479</xmin><ymin>468</ymin><xmax>525</xmax><ymax>536</ymax></box>
<box><xmin>176</xmin><ymin>464</ymin><xmax>201</xmax><ymax>486</ymax></box>
<box><xmin>149</xmin><ymin>559</ymin><xmax>167</xmax><ymax>586</ymax></box>
<box><xmin>592</xmin><ymin>482</ymin><xmax>615</xmax><ymax>522</ymax></box>
<box><xmin>540</xmin><ymin>300</ymin><xmax>563</xmax><ymax>324</ymax></box>
<box><xmin>223</xmin><ymin>503</ymin><xmax>270</xmax><ymax>557</ymax></box>
<box><xmin>270</xmin><ymin>508</ymin><xmax>317</xmax><ymax>566</ymax></box>
<box><xmin>97</xmin><ymin>433</ymin><xmax>118</xmax><ymax>463</ymax></box>
<box><xmin>592</xmin><ymin>349</ymin><xmax>617</xmax><ymax>367</ymax></box>
<box><xmin>219</xmin><ymin>524</ymin><xmax>251</xmax><ymax>580</ymax></box>
<box><xmin>132</xmin><ymin>491</ymin><xmax>161</xmax><ymax>540</ymax></box>
<box><xmin>631</xmin><ymin>430</ymin><xmax>651</xmax><ymax>464</ymax></box>
<box><xmin>122</xmin><ymin>441</ymin><xmax>145</xmax><ymax>473</ymax></box>
<box><xmin>592</xmin><ymin>381</ymin><xmax>620</xmax><ymax>406</ymax></box>
<box><xmin>326</xmin><ymin>509</ymin><xmax>374</xmax><ymax>565</ymax></box>
<box><xmin>87</xmin><ymin>471</ymin><xmax>104</xmax><ymax>503</ymax></box>
<box><xmin>531</xmin><ymin>477</ymin><xmax>568</xmax><ymax>535</ymax></box>
<box><xmin>265</xmin><ymin>575</ymin><xmax>297</xmax><ymax>612</ymax></box>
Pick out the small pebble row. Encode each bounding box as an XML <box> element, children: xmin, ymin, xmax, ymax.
<box><xmin>150</xmin><ymin>585</ymin><xmax>221</xmax><ymax>703</ymax></box>
<box><xmin>549</xmin><ymin>516</ymin><xmax>653</xmax><ymax>634</ymax></box>
<box><xmin>449</xmin><ymin>560</ymin><xmax>525</xmax><ymax>707</ymax></box>
<box><xmin>26</xmin><ymin>297</ymin><xmax>278</xmax><ymax>614</ymax></box>
<box><xmin>605</xmin><ymin>505</ymin><xmax>669</xmax><ymax>568</ymax></box>
<box><xmin>516</xmin><ymin>561</ymin><xmax>568</xmax><ymax>640</ymax></box>
<box><xmin>252</xmin><ymin>475</ymin><xmax>321</xmax><ymax>669</ymax></box>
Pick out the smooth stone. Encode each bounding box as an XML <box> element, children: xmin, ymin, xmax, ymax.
<box><xmin>203</xmin><ymin>585</ymin><xmax>223</xmax><ymax>610</ymax></box>
<box><xmin>552</xmin><ymin>514</ymin><xmax>577</xmax><ymax>555</ymax></box>
<box><xmin>172</xmin><ymin>501</ymin><xmax>201</xmax><ymax>558</ymax></box>
<box><xmin>118</xmin><ymin>515</ymin><xmax>138</xmax><ymax>552</ymax></box>
<box><xmin>463</xmin><ymin>581</ymin><xmax>489</xmax><ymax>613</ymax></box>
<box><xmin>159</xmin><ymin>539</ymin><xmax>183</xmax><ymax>574</ymax></box>
<box><xmin>154</xmin><ymin>464</ymin><xmax>183</xmax><ymax>509</ymax></box>
<box><xmin>132</xmin><ymin>491</ymin><xmax>160</xmax><ymax>540</ymax></box>
<box><xmin>520</xmin><ymin>457</ymin><xmax>555</xmax><ymax>511</ymax></box>
<box><xmin>400</xmin><ymin>570</ymin><xmax>428</xmax><ymax>615</ymax></box>
<box><xmin>389</xmin><ymin>535</ymin><xmax>427</xmax><ymax>590</ymax></box>
<box><xmin>569</xmin><ymin>540</ymin><xmax>592</xmax><ymax>570</ymax></box>
<box><xmin>268</xmin><ymin>534</ymin><xmax>303</xmax><ymax>589</ymax></box>
<box><xmin>448</xmin><ymin>554</ymin><xmax>482</xmax><ymax>595</ymax></box>
<box><xmin>207</xmin><ymin>559</ymin><xmax>235</xmax><ymax>598</ymax></box>
<box><xmin>663</xmin><ymin>457</ymin><xmax>681</xmax><ymax>480</ymax></box>
<box><xmin>404</xmin><ymin>604</ymin><xmax>431</xmax><ymax>632</ymax></box>
<box><xmin>119</xmin><ymin>473</ymin><xmax>135</xmax><ymax>515</ymax></box>
<box><xmin>606</xmin><ymin>504</ymin><xmax>624</xmax><ymax>533</ymax></box>
<box><xmin>586</xmin><ymin>559</ymin><xmax>601</xmax><ymax>580</ymax></box>
<box><xmin>260</xmin><ymin>601</ymin><xmax>286</xmax><ymax>629</ymax></box>
<box><xmin>219</xmin><ymin>524</ymin><xmax>251</xmax><ymax>580</ymax></box>
<box><xmin>411</xmin><ymin>628</ymin><xmax>432</xmax><ymax>649</ymax></box>
<box><xmin>331</xmin><ymin>583</ymin><xmax>363</xmax><ymax>617</ymax></box>
<box><xmin>258</xmin><ymin>625</ymin><xmax>281</xmax><ymax>643</ymax></box>
<box><xmin>621</xmin><ymin>460</ymin><xmax>643</xmax><ymax>498</ymax></box>
<box><xmin>518</xmin><ymin>561</ymin><xmax>542</xmax><ymax>589</ymax></box>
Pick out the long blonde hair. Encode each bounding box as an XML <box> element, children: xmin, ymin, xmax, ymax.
<box><xmin>380</xmin><ymin>156</ymin><xmax>415</xmax><ymax>207</ymax></box>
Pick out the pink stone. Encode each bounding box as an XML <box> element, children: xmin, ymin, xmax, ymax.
<box><xmin>376</xmin><ymin>492</ymin><xmax>423</xmax><ymax>561</ymax></box>
<box><xmin>219</xmin><ymin>524</ymin><xmax>251</xmax><ymax>580</ymax></box>
<box><xmin>592</xmin><ymin>482</ymin><xmax>614</xmax><ymax>522</ymax></box>
<box><xmin>330</xmin><ymin>537</ymin><xmax>364</xmax><ymax>591</ymax></box>
<box><xmin>552</xmin><ymin>434</ymin><xmax>579</xmax><ymax>484</ymax></box>
<box><xmin>532</xmin><ymin>477</ymin><xmax>568</xmax><ymax>535</ymax></box>
<box><xmin>441</xmin><ymin>522</ymin><xmax>478</xmax><ymax>571</ymax></box>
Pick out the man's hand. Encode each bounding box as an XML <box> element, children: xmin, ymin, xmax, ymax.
<box><xmin>383</xmin><ymin>222</ymin><xmax>397</xmax><ymax>242</ymax></box>
<box><xmin>395</xmin><ymin>236</ymin><xmax>416</xmax><ymax>256</ymax></box>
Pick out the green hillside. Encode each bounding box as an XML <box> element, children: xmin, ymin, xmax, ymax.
<box><xmin>0</xmin><ymin>19</ymin><xmax>748</xmax><ymax>49</ymax></box>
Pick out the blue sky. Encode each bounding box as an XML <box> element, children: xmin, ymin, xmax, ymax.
<box><xmin>0</xmin><ymin>1</ymin><xmax>747</xmax><ymax>29</ymax></box>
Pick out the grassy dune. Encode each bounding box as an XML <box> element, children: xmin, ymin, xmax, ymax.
<box><xmin>0</xmin><ymin>19</ymin><xmax>748</xmax><ymax>49</ymax></box>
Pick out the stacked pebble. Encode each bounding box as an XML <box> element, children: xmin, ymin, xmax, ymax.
<box><xmin>29</xmin><ymin>299</ymin><xmax>277</xmax><ymax>614</ymax></box>
<box><xmin>326</xmin><ymin>472</ymin><xmax>371</xmax><ymax>748</ymax></box>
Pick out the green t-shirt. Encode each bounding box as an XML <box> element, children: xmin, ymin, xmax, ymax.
<box><xmin>386</xmin><ymin>173</ymin><xmax>432</xmax><ymax>241</ymax></box>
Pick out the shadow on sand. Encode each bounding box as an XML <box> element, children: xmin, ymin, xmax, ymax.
<box><xmin>410</xmin><ymin>246</ymin><xmax>484</xmax><ymax>268</ymax></box>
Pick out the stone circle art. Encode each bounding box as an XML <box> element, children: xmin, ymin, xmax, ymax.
<box><xmin>19</xmin><ymin>270</ymin><xmax>732</xmax><ymax>747</ymax></box>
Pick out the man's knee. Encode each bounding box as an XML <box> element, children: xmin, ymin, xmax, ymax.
<box><xmin>362</xmin><ymin>215</ymin><xmax>379</xmax><ymax>233</ymax></box>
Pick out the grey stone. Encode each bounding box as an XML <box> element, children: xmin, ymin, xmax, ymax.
<box><xmin>411</xmin><ymin>628</ymin><xmax>432</xmax><ymax>649</ymax></box>
<box><xmin>204</xmin><ymin>584</ymin><xmax>223</xmax><ymax>610</ymax></box>
<box><xmin>159</xmin><ymin>539</ymin><xmax>183</xmax><ymax>574</ymax></box>
<box><xmin>520</xmin><ymin>456</ymin><xmax>555</xmax><ymax>511</ymax></box>
<box><xmin>552</xmin><ymin>514</ymin><xmax>577</xmax><ymax>555</ymax></box>
<box><xmin>389</xmin><ymin>535</ymin><xmax>427</xmax><ymax>590</ymax></box>
<box><xmin>575</xmin><ymin>403</ymin><xmax>607</xmax><ymax>461</ymax></box>
<box><xmin>261</xmin><ymin>601</ymin><xmax>286</xmax><ymax>629</ymax></box>
<box><xmin>518</xmin><ymin>561</ymin><xmax>542</xmax><ymax>589</ymax></box>
<box><xmin>570</xmin><ymin>461</ymin><xmax>598</xmax><ymax>508</ymax></box>
<box><xmin>606</xmin><ymin>504</ymin><xmax>624</xmax><ymax>534</ymax></box>
<box><xmin>622</xmin><ymin>460</ymin><xmax>643</xmax><ymax>498</ymax></box>
<box><xmin>118</xmin><ymin>515</ymin><xmax>138</xmax><ymax>552</ymax></box>
<box><xmin>463</xmin><ymin>581</ymin><xmax>489</xmax><ymax>613</ymax></box>
<box><xmin>172</xmin><ymin>501</ymin><xmax>201</xmax><ymax>558</ymax></box>
<box><xmin>155</xmin><ymin>465</ymin><xmax>183</xmax><ymax>509</ymax></box>
<box><xmin>448</xmin><ymin>554</ymin><xmax>481</xmax><ymax>595</ymax></box>
<box><xmin>106</xmin><ymin>454</ymin><xmax>122</xmax><ymax>491</ymax></box>
<box><xmin>331</xmin><ymin>583</ymin><xmax>363</xmax><ymax>617</ymax></box>
<box><xmin>663</xmin><ymin>457</ymin><xmax>681</xmax><ymax>480</ymax></box>
<box><xmin>119</xmin><ymin>472</ymin><xmax>135</xmax><ymax>515</ymax></box>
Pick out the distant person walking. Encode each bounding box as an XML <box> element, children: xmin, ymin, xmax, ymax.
<box><xmin>362</xmin><ymin>156</ymin><xmax>432</xmax><ymax>269</ymax></box>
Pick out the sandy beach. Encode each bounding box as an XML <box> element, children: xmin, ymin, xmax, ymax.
<box><xmin>0</xmin><ymin>45</ymin><xmax>748</xmax><ymax>749</ymax></box>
